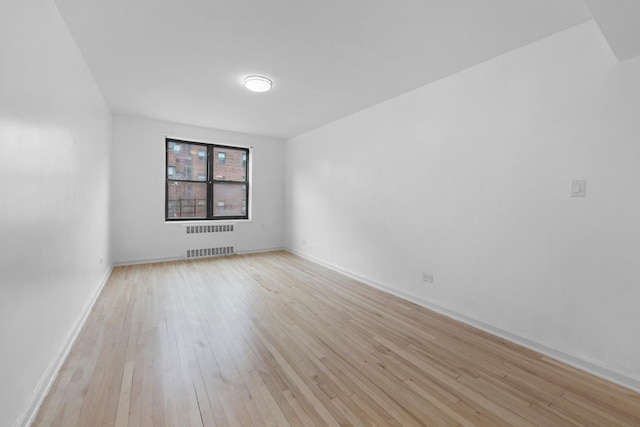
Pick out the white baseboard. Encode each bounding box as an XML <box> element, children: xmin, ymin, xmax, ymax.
<box><xmin>113</xmin><ymin>246</ymin><xmax>285</xmax><ymax>267</ymax></box>
<box><xmin>286</xmin><ymin>248</ymin><xmax>640</xmax><ymax>394</ymax></box>
<box><xmin>113</xmin><ymin>255</ymin><xmax>187</xmax><ymax>266</ymax></box>
<box><xmin>236</xmin><ymin>246</ymin><xmax>285</xmax><ymax>255</ymax></box>
<box><xmin>14</xmin><ymin>265</ymin><xmax>114</xmax><ymax>427</ymax></box>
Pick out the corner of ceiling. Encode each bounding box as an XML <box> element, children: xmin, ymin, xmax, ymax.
<box><xmin>584</xmin><ymin>0</ymin><xmax>640</xmax><ymax>62</ymax></box>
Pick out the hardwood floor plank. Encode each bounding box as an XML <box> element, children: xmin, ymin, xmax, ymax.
<box><xmin>33</xmin><ymin>251</ymin><xmax>640</xmax><ymax>426</ymax></box>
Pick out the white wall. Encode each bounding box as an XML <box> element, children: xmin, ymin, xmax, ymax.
<box><xmin>0</xmin><ymin>0</ymin><xmax>112</xmax><ymax>425</ymax></box>
<box><xmin>111</xmin><ymin>115</ymin><xmax>285</xmax><ymax>264</ymax></box>
<box><xmin>285</xmin><ymin>21</ymin><xmax>640</xmax><ymax>390</ymax></box>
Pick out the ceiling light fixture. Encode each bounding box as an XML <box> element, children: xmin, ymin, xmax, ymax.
<box><xmin>244</xmin><ymin>75</ymin><xmax>272</xmax><ymax>93</ymax></box>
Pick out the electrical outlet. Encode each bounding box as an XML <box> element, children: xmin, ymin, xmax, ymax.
<box><xmin>422</xmin><ymin>273</ymin><xmax>433</xmax><ymax>283</ymax></box>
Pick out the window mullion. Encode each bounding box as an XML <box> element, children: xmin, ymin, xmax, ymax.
<box><xmin>207</xmin><ymin>145</ymin><xmax>214</xmax><ymax>219</ymax></box>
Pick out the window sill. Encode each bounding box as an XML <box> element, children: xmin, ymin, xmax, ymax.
<box><xmin>165</xmin><ymin>218</ymin><xmax>251</xmax><ymax>224</ymax></box>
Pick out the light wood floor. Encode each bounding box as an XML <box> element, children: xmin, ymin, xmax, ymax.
<box><xmin>34</xmin><ymin>251</ymin><xmax>640</xmax><ymax>426</ymax></box>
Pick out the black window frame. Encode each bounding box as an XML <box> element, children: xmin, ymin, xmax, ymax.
<box><xmin>165</xmin><ymin>138</ymin><xmax>249</xmax><ymax>221</ymax></box>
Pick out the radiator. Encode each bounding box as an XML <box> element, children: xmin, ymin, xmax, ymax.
<box><xmin>184</xmin><ymin>223</ymin><xmax>236</xmax><ymax>259</ymax></box>
<box><xmin>186</xmin><ymin>224</ymin><xmax>234</xmax><ymax>234</ymax></box>
<box><xmin>186</xmin><ymin>246</ymin><xmax>235</xmax><ymax>258</ymax></box>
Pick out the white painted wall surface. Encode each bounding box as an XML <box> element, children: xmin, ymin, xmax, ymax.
<box><xmin>111</xmin><ymin>115</ymin><xmax>285</xmax><ymax>264</ymax></box>
<box><xmin>0</xmin><ymin>1</ymin><xmax>112</xmax><ymax>425</ymax></box>
<box><xmin>285</xmin><ymin>21</ymin><xmax>640</xmax><ymax>389</ymax></box>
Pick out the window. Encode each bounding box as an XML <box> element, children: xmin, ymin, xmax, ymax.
<box><xmin>166</xmin><ymin>138</ymin><xmax>249</xmax><ymax>220</ymax></box>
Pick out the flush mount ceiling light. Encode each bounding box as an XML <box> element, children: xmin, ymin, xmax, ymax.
<box><xmin>243</xmin><ymin>75</ymin><xmax>272</xmax><ymax>93</ymax></box>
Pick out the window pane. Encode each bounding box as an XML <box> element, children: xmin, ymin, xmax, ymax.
<box><xmin>167</xmin><ymin>182</ymin><xmax>207</xmax><ymax>218</ymax></box>
<box><xmin>165</xmin><ymin>139</ymin><xmax>250</xmax><ymax>221</ymax></box>
<box><xmin>213</xmin><ymin>147</ymin><xmax>246</xmax><ymax>181</ymax></box>
<box><xmin>213</xmin><ymin>182</ymin><xmax>247</xmax><ymax>217</ymax></box>
<box><xmin>167</xmin><ymin>142</ymin><xmax>208</xmax><ymax>181</ymax></box>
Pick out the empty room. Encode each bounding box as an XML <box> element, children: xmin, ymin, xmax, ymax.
<box><xmin>2</xmin><ymin>0</ymin><xmax>640</xmax><ymax>426</ymax></box>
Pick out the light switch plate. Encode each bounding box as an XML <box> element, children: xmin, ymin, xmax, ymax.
<box><xmin>571</xmin><ymin>180</ymin><xmax>586</xmax><ymax>197</ymax></box>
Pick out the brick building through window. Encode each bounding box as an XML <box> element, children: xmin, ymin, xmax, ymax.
<box><xmin>166</xmin><ymin>139</ymin><xmax>248</xmax><ymax>220</ymax></box>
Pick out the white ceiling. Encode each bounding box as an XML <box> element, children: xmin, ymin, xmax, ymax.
<box><xmin>53</xmin><ymin>0</ymin><xmax>597</xmax><ymax>139</ymax></box>
<box><xmin>584</xmin><ymin>0</ymin><xmax>640</xmax><ymax>62</ymax></box>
